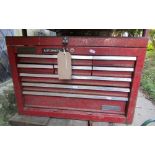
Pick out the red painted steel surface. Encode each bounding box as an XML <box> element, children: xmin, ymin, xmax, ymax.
<box><xmin>6</xmin><ymin>37</ymin><xmax>148</xmax><ymax>124</ymax></box>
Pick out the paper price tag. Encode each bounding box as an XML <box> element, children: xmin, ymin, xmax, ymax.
<box><xmin>57</xmin><ymin>52</ymin><xmax>72</xmax><ymax>80</ymax></box>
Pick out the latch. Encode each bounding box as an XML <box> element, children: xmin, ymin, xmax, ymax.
<box><xmin>43</xmin><ymin>37</ymin><xmax>69</xmax><ymax>53</ymax></box>
<box><xmin>62</xmin><ymin>36</ymin><xmax>69</xmax><ymax>45</ymax></box>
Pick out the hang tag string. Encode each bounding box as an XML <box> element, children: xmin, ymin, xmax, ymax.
<box><xmin>63</xmin><ymin>48</ymin><xmax>66</xmax><ymax>55</ymax></box>
<box><xmin>63</xmin><ymin>48</ymin><xmax>68</xmax><ymax>69</ymax></box>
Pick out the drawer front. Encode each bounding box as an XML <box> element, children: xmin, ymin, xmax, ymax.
<box><xmin>23</xmin><ymin>95</ymin><xmax>126</xmax><ymax>114</ymax></box>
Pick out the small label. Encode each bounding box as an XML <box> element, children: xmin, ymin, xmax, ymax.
<box><xmin>17</xmin><ymin>47</ymin><xmax>36</xmax><ymax>54</ymax></box>
<box><xmin>43</xmin><ymin>48</ymin><xmax>62</xmax><ymax>53</ymax></box>
<box><xmin>102</xmin><ymin>105</ymin><xmax>121</xmax><ymax>112</ymax></box>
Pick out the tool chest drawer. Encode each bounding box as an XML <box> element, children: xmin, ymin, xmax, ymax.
<box><xmin>6</xmin><ymin>37</ymin><xmax>148</xmax><ymax>124</ymax></box>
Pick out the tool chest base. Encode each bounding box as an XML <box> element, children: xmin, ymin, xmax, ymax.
<box><xmin>6</xmin><ymin>37</ymin><xmax>148</xmax><ymax>124</ymax></box>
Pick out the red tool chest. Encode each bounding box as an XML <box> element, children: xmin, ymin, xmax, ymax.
<box><xmin>6</xmin><ymin>36</ymin><xmax>148</xmax><ymax>124</ymax></box>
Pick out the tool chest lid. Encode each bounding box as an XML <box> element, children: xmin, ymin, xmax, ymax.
<box><xmin>6</xmin><ymin>36</ymin><xmax>148</xmax><ymax>47</ymax></box>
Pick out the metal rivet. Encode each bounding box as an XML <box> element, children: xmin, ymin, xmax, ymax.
<box><xmin>70</xmin><ymin>48</ymin><xmax>75</xmax><ymax>53</ymax></box>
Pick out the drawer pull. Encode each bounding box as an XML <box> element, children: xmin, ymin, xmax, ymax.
<box><xmin>18</xmin><ymin>54</ymin><xmax>136</xmax><ymax>61</ymax></box>
<box><xmin>20</xmin><ymin>73</ymin><xmax>132</xmax><ymax>82</ymax></box>
<box><xmin>18</xmin><ymin>64</ymin><xmax>134</xmax><ymax>72</ymax></box>
<box><xmin>17</xmin><ymin>64</ymin><xmax>53</xmax><ymax>69</ymax></box>
<box><xmin>22</xmin><ymin>82</ymin><xmax>130</xmax><ymax>92</ymax></box>
<box><xmin>23</xmin><ymin>91</ymin><xmax>128</xmax><ymax>101</ymax></box>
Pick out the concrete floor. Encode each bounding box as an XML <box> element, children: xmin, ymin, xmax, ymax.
<box><xmin>1</xmin><ymin>80</ymin><xmax>155</xmax><ymax>126</ymax></box>
<box><xmin>132</xmin><ymin>91</ymin><xmax>155</xmax><ymax>125</ymax></box>
<box><xmin>0</xmin><ymin>79</ymin><xmax>13</xmax><ymax>94</ymax></box>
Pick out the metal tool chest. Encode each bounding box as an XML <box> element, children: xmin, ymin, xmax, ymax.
<box><xmin>6</xmin><ymin>36</ymin><xmax>148</xmax><ymax>124</ymax></box>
